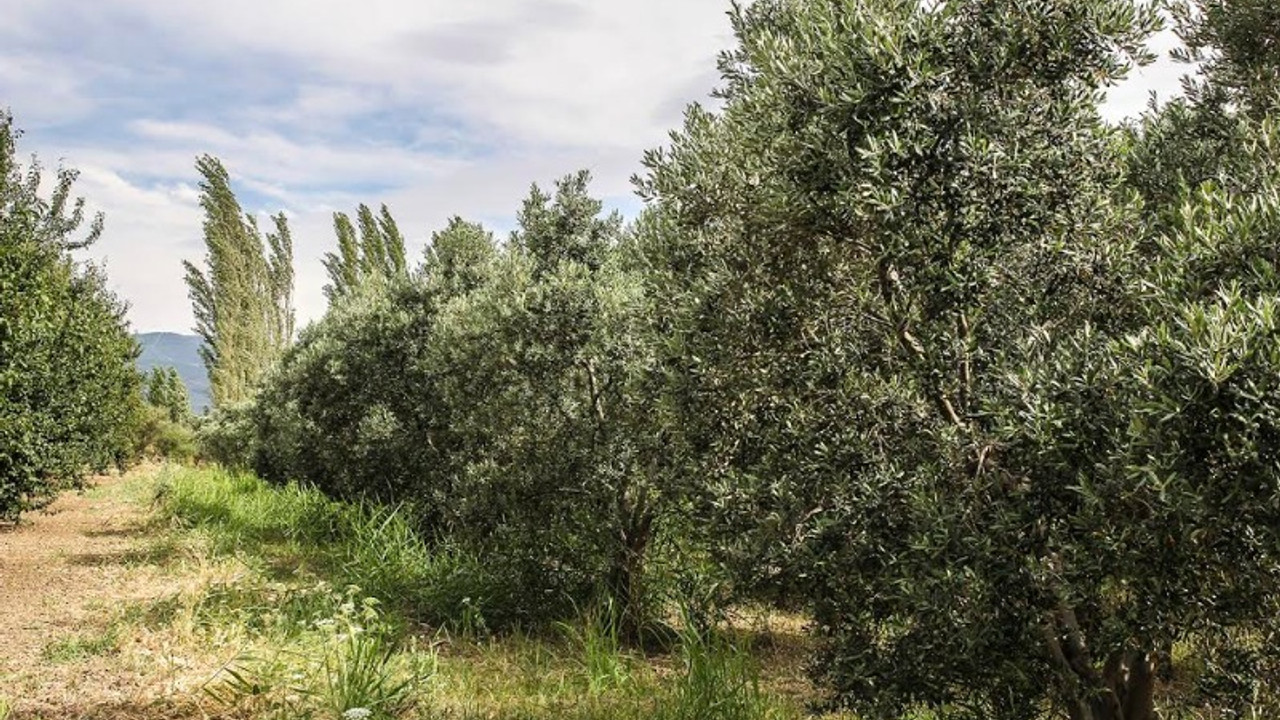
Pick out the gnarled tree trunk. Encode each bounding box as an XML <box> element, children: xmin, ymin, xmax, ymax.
<box><xmin>1045</xmin><ymin>606</ymin><xmax>1160</xmax><ymax>720</ymax></box>
<box><xmin>608</xmin><ymin>485</ymin><xmax>654</xmax><ymax>642</ymax></box>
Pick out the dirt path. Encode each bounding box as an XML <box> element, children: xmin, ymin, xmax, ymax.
<box><xmin>0</xmin><ymin>472</ymin><xmax>195</xmax><ymax>719</ymax></box>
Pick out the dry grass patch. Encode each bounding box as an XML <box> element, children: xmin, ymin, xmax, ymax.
<box><xmin>2</xmin><ymin>466</ymin><xmax>858</xmax><ymax>720</ymax></box>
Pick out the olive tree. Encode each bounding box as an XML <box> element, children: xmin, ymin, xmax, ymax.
<box><xmin>1173</xmin><ymin>0</ymin><xmax>1280</xmax><ymax>117</ymax></box>
<box><xmin>426</xmin><ymin>176</ymin><xmax>664</xmax><ymax>630</ymax></box>
<box><xmin>628</xmin><ymin>0</ymin><xmax>1271</xmax><ymax>717</ymax></box>
<box><xmin>254</xmin><ymin>174</ymin><xmax>668</xmax><ymax>630</ymax></box>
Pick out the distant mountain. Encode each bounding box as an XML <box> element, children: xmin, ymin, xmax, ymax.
<box><xmin>135</xmin><ymin>332</ymin><xmax>211</xmax><ymax>414</ymax></box>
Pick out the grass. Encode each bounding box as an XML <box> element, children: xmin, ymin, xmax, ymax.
<box><xmin>152</xmin><ymin>466</ymin><xmax>516</xmax><ymax>634</ymax></box>
<box><xmin>558</xmin><ymin>602</ymin><xmax>631</xmax><ymax>696</ymax></box>
<box><xmin>141</xmin><ymin>466</ymin><xmax>821</xmax><ymax>720</ymax></box>
<box><xmin>659</xmin><ymin>613</ymin><xmax>772</xmax><ymax>720</ymax></box>
<box><xmin>41</xmin><ymin>624</ymin><xmax>121</xmax><ymax>663</ymax></box>
<box><xmin>10</xmin><ymin>465</ymin><xmax>1272</xmax><ymax>720</ymax></box>
<box><xmin>201</xmin><ymin>589</ymin><xmax>429</xmax><ymax>720</ymax></box>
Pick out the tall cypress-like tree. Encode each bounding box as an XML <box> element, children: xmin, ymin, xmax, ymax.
<box><xmin>323</xmin><ymin>212</ymin><xmax>361</xmax><ymax>302</ymax></box>
<box><xmin>378</xmin><ymin>204</ymin><xmax>407</xmax><ymax>277</ymax></box>
<box><xmin>145</xmin><ymin>367</ymin><xmax>191</xmax><ymax>423</ymax></box>
<box><xmin>183</xmin><ymin>156</ymin><xmax>294</xmax><ymax>407</ymax></box>
<box><xmin>266</xmin><ymin>213</ymin><xmax>295</xmax><ymax>350</ymax></box>
<box><xmin>322</xmin><ymin>203</ymin><xmax>408</xmax><ymax>302</ymax></box>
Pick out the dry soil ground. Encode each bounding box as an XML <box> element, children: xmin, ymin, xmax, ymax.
<box><xmin>0</xmin><ymin>473</ymin><xmax>202</xmax><ymax>720</ymax></box>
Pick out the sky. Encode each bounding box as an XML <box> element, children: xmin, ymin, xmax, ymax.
<box><xmin>2</xmin><ymin>1</ymin><xmax>1188</xmax><ymax>334</ymax></box>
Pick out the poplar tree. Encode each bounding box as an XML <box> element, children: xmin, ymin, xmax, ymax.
<box><xmin>323</xmin><ymin>212</ymin><xmax>360</xmax><ymax>300</ymax></box>
<box><xmin>322</xmin><ymin>203</ymin><xmax>408</xmax><ymax>302</ymax></box>
<box><xmin>266</xmin><ymin>213</ymin><xmax>295</xmax><ymax>352</ymax></box>
<box><xmin>144</xmin><ymin>367</ymin><xmax>191</xmax><ymax>424</ymax></box>
<box><xmin>183</xmin><ymin>156</ymin><xmax>294</xmax><ymax>407</ymax></box>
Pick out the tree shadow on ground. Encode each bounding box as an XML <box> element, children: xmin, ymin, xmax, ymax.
<box><xmin>65</xmin><ymin>539</ymin><xmax>187</xmax><ymax>569</ymax></box>
<box><xmin>10</xmin><ymin>698</ymin><xmax>223</xmax><ymax>720</ymax></box>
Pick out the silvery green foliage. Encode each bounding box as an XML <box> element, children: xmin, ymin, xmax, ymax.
<box><xmin>237</xmin><ymin>1</ymin><xmax>1280</xmax><ymax>713</ymax></box>
<box><xmin>255</xmin><ymin>174</ymin><xmax>663</xmax><ymax>629</ymax></box>
<box><xmin>183</xmin><ymin>155</ymin><xmax>294</xmax><ymax>408</ymax></box>
<box><xmin>630</xmin><ymin>0</ymin><xmax>1279</xmax><ymax>717</ymax></box>
<box><xmin>1173</xmin><ymin>0</ymin><xmax>1280</xmax><ymax>118</ymax></box>
<box><xmin>196</xmin><ymin>400</ymin><xmax>258</xmax><ymax>470</ymax></box>
<box><xmin>421</xmin><ymin>216</ymin><xmax>497</xmax><ymax>298</ymax></box>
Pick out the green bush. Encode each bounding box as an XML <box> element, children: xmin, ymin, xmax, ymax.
<box><xmin>252</xmin><ymin>176</ymin><xmax>667</xmax><ymax>631</ymax></box>
<box><xmin>196</xmin><ymin>401</ymin><xmax>258</xmax><ymax>470</ymax></box>
<box><xmin>630</xmin><ymin>0</ymin><xmax>1280</xmax><ymax>716</ymax></box>
<box><xmin>0</xmin><ymin>112</ymin><xmax>141</xmax><ymax>520</ymax></box>
<box><xmin>132</xmin><ymin>405</ymin><xmax>196</xmax><ymax>463</ymax></box>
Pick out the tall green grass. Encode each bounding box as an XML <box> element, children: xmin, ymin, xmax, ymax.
<box><xmin>154</xmin><ymin>467</ymin><xmax>796</xmax><ymax>720</ymax></box>
<box><xmin>559</xmin><ymin>601</ymin><xmax>631</xmax><ymax>696</ymax></box>
<box><xmin>203</xmin><ymin>587</ymin><xmax>429</xmax><ymax>720</ymax></box>
<box><xmin>155</xmin><ymin>467</ymin><xmax>515</xmax><ymax>633</ymax></box>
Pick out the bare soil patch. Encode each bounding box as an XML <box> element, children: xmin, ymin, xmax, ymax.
<box><xmin>0</xmin><ymin>472</ymin><xmax>200</xmax><ymax>719</ymax></box>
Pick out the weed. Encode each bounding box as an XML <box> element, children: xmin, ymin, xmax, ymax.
<box><xmin>559</xmin><ymin>601</ymin><xmax>630</xmax><ymax>695</ymax></box>
<box><xmin>41</xmin><ymin>624</ymin><xmax>121</xmax><ymax>664</ymax></box>
<box><xmin>305</xmin><ymin>593</ymin><xmax>423</xmax><ymax>720</ymax></box>
<box><xmin>204</xmin><ymin>651</ymin><xmax>290</xmax><ymax>705</ymax></box>
<box><xmin>657</xmin><ymin>609</ymin><xmax>774</xmax><ymax>720</ymax></box>
<box><xmin>204</xmin><ymin>587</ymin><xmax>428</xmax><ymax>720</ymax></box>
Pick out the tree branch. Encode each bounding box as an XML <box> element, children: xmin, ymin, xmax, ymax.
<box><xmin>876</xmin><ymin>259</ymin><xmax>965</xmax><ymax>427</ymax></box>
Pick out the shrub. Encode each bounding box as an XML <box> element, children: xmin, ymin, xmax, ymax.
<box><xmin>0</xmin><ymin>112</ymin><xmax>141</xmax><ymax>520</ymax></box>
<box><xmin>252</xmin><ymin>176</ymin><xmax>667</xmax><ymax>632</ymax></box>
<box><xmin>133</xmin><ymin>405</ymin><xmax>197</xmax><ymax>463</ymax></box>
<box><xmin>196</xmin><ymin>401</ymin><xmax>258</xmax><ymax>470</ymax></box>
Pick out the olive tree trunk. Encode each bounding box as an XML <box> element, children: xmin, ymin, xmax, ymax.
<box><xmin>1045</xmin><ymin>606</ymin><xmax>1160</xmax><ymax>720</ymax></box>
<box><xmin>607</xmin><ymin>485</ymin><xmax>654</xmax><ymax>641</ymax></box>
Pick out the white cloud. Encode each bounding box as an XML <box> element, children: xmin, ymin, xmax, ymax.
<box><xmin>68</xmin><ymin>166</ymin><xmax>204</xmax><ymax>332</ymax></box>
<box><xmin>122</xmin><ymin>120</ymin><xmax>469</xmax><ymax>190</ymax></box>
<box><xmin>4</xmin><ymin>0</ymin><xmax>734</xmax><ymax>332</ymax></box>
<box><xmin>0</xmin><ymin>53</ymin><xmax>97</xmax><ymax>127</ymax></box>
<box><xmin>1104</xmin><ymin>29</ymin><xmax>1190</xmax><ymax>122</ymax></box>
